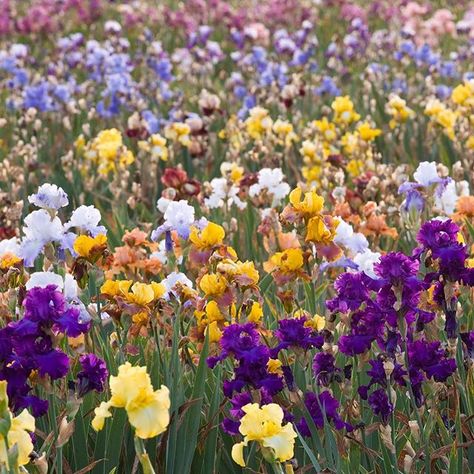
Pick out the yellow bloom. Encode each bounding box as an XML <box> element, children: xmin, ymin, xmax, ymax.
<box><xmin>304</xmin><ymin>314</ymin><xmax>326</xmax><ymax>331</ymax></box>
<box><xmin>300</xmin><ymin>140</ymin><xmax>318</xmax><ymax>160</ymax></box>
<box><xmin>425</xmin><ymin>99</ymin><xmax>458</xmax><ymax>139</ymax></box>
<box><xmin>357</xmin><ymin>122</ymin><xmax>381</xmax><ymax>141</ymax></box>
<box><xmin>216</xmin><ymin>259</ymin><xmax>260</xmax><ymax>286</ymax></box>
<box><xmin>101</xmin><ymin>279</ymin><xmax>132</xmax><ymax>296</ymax></box>
<box><xmin>86</xmin><ymin>128</ymin><xmax>135</xmax><ymax>175</ymax></box>
<box><xmin>0</xmin><ymin>252</ymin><xmax>21</xmax><ymax>270</ymax></box>
<box><xmin>189</xmin><ymin>222</ymin><xmax>225</xmax><ymax>250</ymax></box>
<box><xmin>306</xmin><ymin>216</ymin><xmax>338</xmax><ymax>243</ymax></box>
<box><xmin>92</xmin><ymin>401</ymin><xmax>113</xmax><ymax>432</ymax></box>
<box><xmin>466</xmin><ymin>136</ymin><xmax>474</xmax><ymax>149</ymax></box>
<box><xmin>199</xmin><ymin>273</ymin><xmax>228</xmax><ymax>297</ymax></box>
<box><xmin>150</xmin><ymin>134</ymin><xmax>168</xmax><ymax>161</ymax></box>
<box><xmin>248</xmin><ymin>301</ymin><xmax>263</xmax><ymax>323</ymax></box>
<box><xmin>74</xmin><ymin>134</ymin><xmax>85</xmax><ymax>151</ymax></box>
<box><xmin>341</xmin><ymin>132</ymin><xmax>359</xmax><ymax>155</ymax></box>
<box><xmin>206</xmin><ymin>321</ymin><xmax>223</xmax><ymax>343</ymax></box>
<box><xmin>164</xmin><ymin>122</ymin><xmax>191</xmax><ymax>147</ymax></box>
<box><xmin>132</xmin><ymin>311</ymin><xmax>149</xmax><ymax>325</ymax></box>
<box><xmin>231</xmin><ymin>403</ymin><xmax>297</xmax><ymax>467</ymax></box>
<box><xmin>119</xmin><ymin>149</ymin><xmax>135</xmax><ymax>168</ymax></box>
<box><xmin>314</xmin><ymin>117</ymin><xmax>337</xmax><ymax>142</ymax></box>
<box><xmin>347</xmin><ymin>158</ymin><xmax>364</xmax><ymax>177</ymax></box>
<box><xmin>270</xmin><ymin>248</ymin><xmax>304</xmax><ymax>273</ymax></box>
<box><xmin>221</xmin><ymin>162</ymin><xmax>245</xmax><ymax>183</ymax></box>
<box><xmin>0</xmin><ymin>381</ymin><xmax>35</xmax><ymax>467</ymax></box>
<box><xmin>92</xmin><ymin>362</ymin><xmax>170</xmax><ymax>439</ymax></box>
<box><xmin>124</xmin><ymin>282</ymin><xmax>165</xmax><ymax>305</ymax></box>
<box><xmin>73</xmin><ymin>234</ymin><xmax>107</xmax><ymax>258</ymax></box>
<box><xmin>386</xmin><ymin>95</ymin><xmax>414</xmax><ymax>129</ymax></box>
<box><xmin>94</xmin><ymin>128</ymin><xmax>122</xmax><ymax>160</ymax></box>
<box><xmin>273</xmin><ymin>119</ymin><xmax>298</xmax><ymax>146</ymax></box>
<box><xmin>424</xmin><ymin>98</ymin><xmax>445</xmax><ymax>117</ymax></box>
<box><xmin>451</xmin><ymin>83</ymin><xmax>473</xmax><ymax>106</ymax></box>
<box><xmin>245</xmin><ymin>107</ymin><xmax>273</xmax><ymax>139</ymax></box>
<box><xmin>230</xmin><ymin>165</ymin><xmax>244</xmax><ymax>182</ymax></box>
<box><xmin>289</xmin><ymin>187</ymin><xmax>324</xmax><ymax>217</ymax></box>
<box><xmin>302</xmin><ymin>165</ymin><xmax>322</xmax><ymax>184</ymax></box>
<box><xmin>267</xmin><ymin>358</ymin><xmax>283</xmax><ymax>374</ymax></box>
<box><xmin>235</xmin><ymin>261</ymin><xmax>260</xmax><ymax>285</ymax></box>
<box><xmin>195</xmin><ymin>300</ymin><xmax>225</xmax><ymax>326</ymax></box>
<box><xmin>126</xmin><ymin>282</ymin><xmax>155</xmax><ymax>305</ymax></box>
<box><xmin>435</xmin><ymin>108</ymin><xmax>457</xmax><ymax>140</ymax></box>
<box><xmin>331</xmin><ymin>96</ymin><xmax>360</xmax><ymax>124</ymax></box>
<box><xmin>151</xmin><ymin>282</ymin><xmax>166</xmax><ymax>299</ymax></box>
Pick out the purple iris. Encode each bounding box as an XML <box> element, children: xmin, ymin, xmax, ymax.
<box><xmin>0</xmin><ymin>285</ymin><xmax>90</xmax><ymax>416</ymax></box>
<box><xmin>76</xmin><ymin>354</ymin><xmax>108</xmax><ymax>397</ymax></box>
<box><xmin>368</xmin><ymin>389</ymin><xmax>393</xmax><ymax>424</ymax></box>
<box><xmin>297</xmin><ymin>391</ymin><xmax>352</xmax><ymax>436</ymax></box>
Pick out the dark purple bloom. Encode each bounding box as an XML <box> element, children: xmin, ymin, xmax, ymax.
<box><xmin>282</xmin><ymin>365</ymin><xmax>295</xmax><ymax>391</ymax></box>
<box><xmin>367</xmin><ymin>359</ymin><xmax>386</xmax><ymax>387</ymax></box>
<box><xmin>221</xmin><ymin>418</ymin><xmax>240</xmax><ymax>435</ymax></box>
<box><xmin>228</xmin><ymin>392</ymin><xmax>252</xmax><ymax>419</ymax></box>
<box><xmin>326</xmin><ymin>273</ymin><xmax>369</xmax><ymax>313</ymax></box>
<box><xmin>211</xmin><ymin>323</ymin><xmax>284</xmax><ymax>397</ymax></box>
<box><xmin>297</xmin><ymin>391</ymin><xmax>352</xmax><ymax>436</ymax></box>
<box><xmin>368</xmin><ymin>389</ymin><xmax>393</xmax><ymax>424</ymax></box>
<box><xmin>312</xmin><ymin>352</ymin><xmax>340</xmax><ymax>386</ymax></box>
<box><xmin>0</xmin><ymin>284</ymin><xmax>92</xmax><ymax>416</ymax></box>
<box><xmin>77</xmin><ymin>354</ymin><xmax>108</xmax><ymax>396</ymax></box>
<box><xmin>461</xmin><ymin>331</ymin><xmax>474</xmax><ymax>358</ymax></box>
<box><xmin>24</xmin><ymin>285</ymin><xmax>66</xmax><ymax>322</ymax></box>
<box><xmin>338</xmin><ymin>334</ymin><xmax>374</xmax><ymax>355</ymax></box>
<box><xmin>444</xmin><ymin>307</ymin><xmax>457</xmax><ymax>339</ymax></box>
<box><xmin>36</xmin><ymin>349</ymin><xmax>69</xmax><ymax>379</ymax></box>
<box><xmin>220</xmin><ymin>323</ymin><xmax>260</xmax><ymax>359</ymax></box>
<box><xmin>424</xmin><ymin>359</ymin><xmax>457</xmax><ymax>382</ymax></box>
<box><xmin>416</xmin><ymin>219</ymin><xmax>471</xmax><ymax>282</ymax></box>
<box><xmin>273</xmin><ymin>317</ymin><xmax>323</xmax><ymax>355</ymax></box>
<box><xmin>417</xmin><ymin>219</ymin><xmax>459</xmax><ymax>252</ymax></box>
<box><xmin>55</xmin><ymin>306</ymin><xmax>90</xmax><ymax>337</ymax></box>
<box><xmin>408</xmin><ymin>340</ymin><xmax>456</xmax><ymax>382</ymax></box>
<box><xmin>17</xmin><ymin>395</ymin><xmax>49</xmax><ymax>418</ymax></box>
<box><xmin>374</xmin><ymin>252</ymin><xmax>419</xmax><ymax>284</ymax></box>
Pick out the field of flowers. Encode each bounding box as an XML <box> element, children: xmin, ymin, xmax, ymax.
<box><xmin>1</xmin><ymin>0</ymin><xmax>474</xmax><ymax>472</ymax></box>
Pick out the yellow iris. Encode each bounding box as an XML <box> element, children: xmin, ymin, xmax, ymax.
<box><xmin>0</xmin><ymin>252</ymin><xmax>21</xmax><ymax>270</ymax></box>
<box><xmin>245</xmin><ymin>107</ymin><xmax>273</xmax><ymax>140</ymax></box>
<box><xmin>92</xmin><ymin>362</ymin><xmax>170</xmax><ymax>439</ymax></box>
<box><xmin>451</xmin><ymin>82</ymin><xmax>474</xmax><ymax>106</ymax></box>
<box><xmin>231</xmin><ymin>403</ymin><xmax>297</xmax><ymax>467</ymax></box>
<box><xmin>101</xmin><ymin>280</ymin><xmax>165</xmax><ymax>305</ymax></box>
<box><xmin>357</xmin><ymin>122</ymin><xmax>381</xmax><ymax>141</ymax></box>
<box><xmin>73</xmin><ymin>234</ymin><xmax>107</xmax><ymax>258</ymax></box>
<box><xmin>289</xmin><ymin>187</ymin><xmax>324</xmax><ymax>217</ymax></box>
<box><xmin>0</xmin><ymin>381</ymin><xmax>36</xmax><ymax>467</ymax></box>
<box><xmin>269</xmin><ymin>248</ymin><xmax>304</xmax><ymax>273</ymax></box>
<box><xmin>199</xmin><ymin>273</ymin><xmax>228</xmax><ymax>297</ymax></box>
<box><xmin>306</xmin><ymin>215</ymin><xmax>338</xmax><ymax>243</ymax></box>
<box><xmin>164</xmin><ymin>122</ymin><xmax>191</xmax><ymax>147</ymax></box>
<box><xmin>101</xmin><ymin>279</ymin><xmax>132</xmax><ymax>296</ymax></box>
<box><xmin>248</xmin><ymin>301</ymin><xmax>263</xmax><ymax>323</ymax></box>
<box><xmin>331</xmin><ymin>96</ymin><xmax>360</xmax><ymax>124</ymax></box>
<box><xmin>189</xmin><ymin>222</ymin><xmax>225</xmax><ymax>250</ymax></box>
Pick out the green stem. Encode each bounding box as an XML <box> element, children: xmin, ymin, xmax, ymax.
<box><xmin>134</xmin><ymin>437</ymin><xmax>156</xmax><ymax>474</ymax></box>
